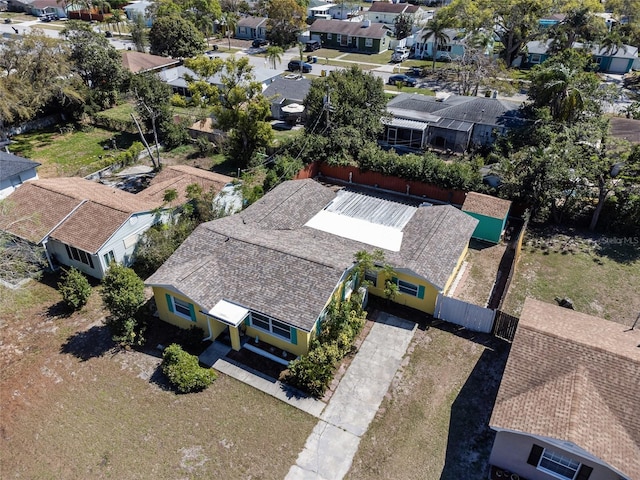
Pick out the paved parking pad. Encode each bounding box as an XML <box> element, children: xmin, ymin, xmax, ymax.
<box><xmin>286</xmin><ymin>313</ymin><xmax>417</xmax><ymax>479</ymax></box>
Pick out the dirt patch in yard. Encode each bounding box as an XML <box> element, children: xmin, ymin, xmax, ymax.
<box><xmin>452</xmin><ymin>240</ymin><xmax>507</xmax><ymax>306</ymax></box>
<box><xmin>1</xmin><ymin>277</ymin><xmax>316</xmax><ymax>479</ymax></box>
<box><xmin>347</xmin><ymin>308</ymin><xmax>510</xmax><ymax>480</ymax></box>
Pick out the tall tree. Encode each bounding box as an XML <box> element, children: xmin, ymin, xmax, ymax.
<box><xmin>130</xmin><ymin>13</ymin><xmax>148</xmax><ymax>52</ymax></box>
<box><xmin>265</xmin><ymin>45</ymin><xmax>284</xmax><ymax>69</ymax></box>
<box><xmin>421</xmin><ymin>16</ymin><xmax>451</xmax><ymax>71</ymax></box>
<box><xmin>149</xmin><ymin>15</ymin><xmax>207</xmax><ymax>58</ymax></box>
<box><xmin>444</xmin><ymin>0</ymin><xmax>552</xmax><ymax>66</ymax></box>
<box><xmin>394</xmin><ymin>12</ymin><xmax>413</xmax><ymax>41</ymax></box>
<box><xmin>267</xmin><ymin>0</ymin><xmax>306</xmax><ymax>47</ymax></box>
<box><xmin>61</xmin><ymin>21</ymin><xmax>127</xmax><ymax>110</ymax></box>
<box><xmin>547</xmin><ymin>7</ymin><xmax>606</xmax><ymax>53</ymax></box>
<box><xmin>184</xmin><ymin>56</ymin><xmax>274</xmax><ymax>167</ymax></box>
<box><xmin>219</xmin><ymin>11</ymin><xmax>238</xmax><ymax>50</ymax></box>
<box><xmin>0</xmin><ymin>29</ymin><xmax>83</xmax><ymax>128</ymax></box>
<box><xmin>303</xmin><ymin>65</ymin><xmax>387</xmax><ymax>163</ymax></box>
<box><xmin>527</xmin><ymin>49</ymin><xmax>601</xmax><ymax>123</ymax></box>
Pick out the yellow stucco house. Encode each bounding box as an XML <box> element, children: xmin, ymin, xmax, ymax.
<box><xmin>145</xmin><ymin>179</ymin><xmax>477</xmax><ymax>357</ymax></box>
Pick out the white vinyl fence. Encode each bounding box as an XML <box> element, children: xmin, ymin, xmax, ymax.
<box><xmin>434</xmin><ymin>294</ymin><xmax>496</xmax><ymax>333</ymax></box>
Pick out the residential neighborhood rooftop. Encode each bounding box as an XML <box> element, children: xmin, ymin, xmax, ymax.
<box><xmin>490</xmin><ymin>298</ymin><xmax>640</xmax><ymax>479</ymax></box>
<box><xmin>0</xmin><ymin>178</ymin><xmax>163</xmax><ymax>250</ymax></box>
<box><xmin>120</xmin><ymin>51</ymin><xmax>181</xmax><ymax>74</ymax></box>
<box><xmin>366</xmin><ymin>2</ymin><xmax>419</xmax><ymax>14</ymax></box>
<box><xmin>309</xmin><ymin>19</ymin><xmax>389</xmax><ymax>39</ymax></box>
<box><xmin>262</xmin><ymin>76</ymin><xmax>312</xmax><ymax>104</ymax></box>
<box><xmin>146</xmin><ymin>179</ymin><xmax>478</xmax><ymax>331</ymax></box>
<box><xmin>0</xmin><ymin>151</ymin><xmax>41</xmax><ymax>182</ymax></box>
<box><xmin>462</xmin><ymin>192</ymin><xmax>512</xmax><ymax>219</ymax></box>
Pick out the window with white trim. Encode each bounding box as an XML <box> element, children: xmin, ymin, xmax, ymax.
<box><xmin>365</xmin><ymin>38</ymin><xmax>373</xmax><ymax>47</ymax></box>
<box><xmin>397</xmin><ymin>279</ymin><xmax>419</xmax><ymax>296</ymax></box>
<box><xmin>173</xmin><ymin>297</ymin><xmax>193</xmax><ymax>320</ymax></box>
<box><xmin>103</xmin><ymin>250</ymin><xmax>115</xmax><ymax>266</ymax></box>
<box><xmin>251</xmin><ymin>311</ymin><xmax>291</xmax><ymax>341</ymax></box>
<box><xmin>65</xmin><ymin>245</ymin><xmax>95</xmax><ymax>268</ymax></box>
<box><xmin>530</xmin><ymin>54</ymin><xmax>541</xmax><ymax>63</ymax></box>
<box><xmin>327</xmin><ymin>33</ymin><xmax>332</xmax><ymax>40</ymax></box>
<box><xmin>538</xmin><ymin>449</ymin><xmax>581</xmax><ymax>480</ymax></box>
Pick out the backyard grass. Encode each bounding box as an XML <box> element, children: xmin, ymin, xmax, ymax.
<box><xmin>9</xmin><ymin>126</ymin><xmax>138</xmax><ymax>178</ymax></box>
<box><xmin>347</xmin><ymin>312</ymin><xmax>509</xmax><ymax>480</ymax></box>
<box><xmin>0</xmin><ymin>277</ymin><xmax>316</xmax><ymax>479</ymax></box>
<box><xmin>502</xmin><ymin>226</ymin><xmax>640</xmax><ymax>326</ymax></box>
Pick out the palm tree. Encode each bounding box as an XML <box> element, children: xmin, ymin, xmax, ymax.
<box><xmin>220</xmin><ymin>12</ymin><xmax>238</xmax><ymax>51</ymax></box>
<box><xmin>600</xmin><ymin>28</ymin><xmax>626</xmax><ymax>56</ymax></box>
<box><xmin>421</xmin><ymin>16</ymin><xmax>451</xmax><ymax>72</ymax></box>
<box><xmin>266</xmin><ymin>45</ymin><xmax>283</xmax><ymax>69</ymax></box>
<box><xmin>533</xmin><ymin>64</ymin><xmax>585</xmax><ymax>122</ymax></box>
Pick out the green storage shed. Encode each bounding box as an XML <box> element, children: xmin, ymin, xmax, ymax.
<box><xmin>462</xmin><ymin>192</ymin><xmax>511</xmax><ymax>244</ymax></box>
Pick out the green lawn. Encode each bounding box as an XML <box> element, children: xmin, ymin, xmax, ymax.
<box><xmin>10</xmin><ymin>126</ymin><xmax>138</xmax><ymax>178</ymax></box>
<box><xmin>502</xmin><ymin>227</ymin><xmax>640</xmax><ymax>326</ymax></box>
<box><xmin>340</xmin><ymin>50</ymin><xmax>393</xmax><ymax>65</ymax></box>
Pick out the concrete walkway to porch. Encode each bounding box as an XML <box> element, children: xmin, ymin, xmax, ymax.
<box><xmin>199</xmin><ymin>341</ymin><xmax>326</xmax><ymax>418</ymax></box>
<box><xmin>285</xmin><ymin>312</ymin><xmax>417</xmax><ymax>480</ymax></box>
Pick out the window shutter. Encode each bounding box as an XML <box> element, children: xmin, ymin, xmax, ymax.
<box><xmin>526</xmin><ymin>444</ymin><xmax>544</xmax><ymax>466</ymax></box>
<box><xmin>165</xmin><ymin>293</ymin><xmax>174</xmax><ymax>313</ymax></box>
<box><xmin>290</xmin><ymin>328</ymin><xmax>297</xmax><ymax>345</ymax></box>
<box><xmin>316</xmin><ymin>319</ymin><xmax>322</xmax><ymax>336</ymax></box>
<box><xmin>575</xmin><ymin>465</ymin><xmax>593</xmax><ymax>480</ymax></box>
<box><xmin>418</xmin><ymin>285</ymin><xmax>425</xmax><ymax>299</ymax></box>
<box><xmin>244</xmin><ymin>316</ymin><xmax>250</xmax><ymax>327</ymax></box>
<box><xmin>188</xmin><ymin>303</ymin><xmax>196</xmax><ymax>322</ymax></box>
<box><xmin>341</xmin><ymin>283</ymin><xmax>346</xmax><ymax>301</ymax></box>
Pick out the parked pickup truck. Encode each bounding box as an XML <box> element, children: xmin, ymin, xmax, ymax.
<box><xmin>391</xmin><ymin>47</ymin><xmax>410</xmax><ymax>63</ymax></box>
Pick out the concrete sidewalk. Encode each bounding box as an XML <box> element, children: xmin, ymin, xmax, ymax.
<box><xmin>286</xmin><ymin>313</ymin><xmax>417</xmax><ymax>480</ymax></box>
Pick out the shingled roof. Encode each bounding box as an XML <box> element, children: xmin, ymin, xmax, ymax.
<box><xmin>146</xmin><ymin>179</ymin><xmax>477</xmax><ymax>331</ymax></box>
<box><xmin>137</xmin><ymin>165</ymin><xmax>234</xmax><ymax>207</ymax></box>
<box><xmin>310</xmin><ymin>19</ymin><xmax>389</xmax><ymax>39</ymax></box>
<box><xmin>0</xmin><ymin>151</ymin><xmax>40</xmax><ymax>182</ymax></box>
<box><xmin>0</xmin><ymin>178</ymin><xmax>163</xmax><ymax>252</ymax></box>
<box><xmin>462</xmin><ymin>192</ymin><xmax>511</xmax><ymax>219</ymax></box>
<box><xmin>367</xmin><ymin>2</ymin><xmax>418</xmax><ymax>14</ymax></box>
<box><xmin>490</xmin><ymin>298</ymin><xmax>640</xmax><ymax>479</ymax></box>
<box><xmin>120</xmin><ymin>51</ymin><xmax>180</xmax><ymax>74</ymax></box>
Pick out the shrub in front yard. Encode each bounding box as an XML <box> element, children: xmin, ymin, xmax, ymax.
<box><xmin>161</xmin><ymin>343</ymin><xmax>217</xmax><ymax>393</ymax></box>
<box><xmin>285</xmin><ymin>293</ymin><xmax>366</xmax><ymax>397</ymax></box>
<box><xmin>101</xmin><ymin>263</ymin><xmax>146</xmax><ymax>346</ymax></box>
<box><xmin>58</xmin><ymin>267</ymin><xmax>92</xmax><ymax>311</ymax></box>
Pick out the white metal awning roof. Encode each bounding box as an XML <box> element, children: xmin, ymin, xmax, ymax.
<box><xmin>383</xmin><ymin>116</ymin><xmax>429</xmax><ymax>131</ymax></box>
<box><xmin>207</xmin><ymin>300</ymin><xmax>249</xmax><ymax>327</ymax></box>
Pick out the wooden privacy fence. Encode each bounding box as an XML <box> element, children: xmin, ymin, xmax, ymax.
<box><xmin>434</xmin><ymin>294</ymin><xmax>496</xmax><ymax>334</ymax></box>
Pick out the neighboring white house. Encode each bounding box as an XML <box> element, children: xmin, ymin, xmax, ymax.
<box><xmin>0</xmin><ymin>177</ymin><xmax>167</xmax><ymax>279</ymax></box>
<box><xmin>0</xmin><ymin>151</ymin><xmax>40</xmax><ymax>200</ymax></box>
<box><xmin>365</xmin><ymin>2</ymin><xmax>427</xmax><ymax>26</ymax></box>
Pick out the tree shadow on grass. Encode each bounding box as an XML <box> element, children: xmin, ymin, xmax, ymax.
<box><xmin>439</xmin><ymin>341</ymin><xmax>511</xmax><ymax>480</ymax></box>
<box><xmin>60</xmin><ymin>324</ymin><xmax>115</xmax><ymax>361</ymax></box>
<box><xmin>149</xmin><ymin>364</ymin><xmax>174</xmax><ymax>392</ymax></box>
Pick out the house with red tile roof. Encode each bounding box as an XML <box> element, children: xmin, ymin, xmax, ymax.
<box><xmin>488</xmin><ymin>298</ymin><xmax>640</xmax><ymax>480</ymax></box>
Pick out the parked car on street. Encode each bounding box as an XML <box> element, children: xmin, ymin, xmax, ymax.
<box><xmin>287</xmin><ymin>60</ymin><xmax>312</xmax><ymax>73</ymax></box>
<box><xmin>388</xmin><ymin>74</ymin><xmax>417</xmax><ymax>87</ymax></box>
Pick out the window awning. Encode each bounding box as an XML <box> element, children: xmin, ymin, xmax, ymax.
<box><xmin>206</xmin><ymin>300</ymin><xmax>249</xmax><ymax>327</ymax></box>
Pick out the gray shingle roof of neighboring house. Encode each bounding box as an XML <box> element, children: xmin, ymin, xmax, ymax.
<box><xmin>388</xmin><ymin>93</ymin><xmax>525</xmax><ymax>129</ymax></box>
<box><xmin>146</xmin><ymin>179</ymin><xmax>477</xmax><ymax>331</ymax></box>
<box><xmin>237</xmin><ymin>16</ymin><xmax>267</xmax><ymax>29</ymax></box>
<box><xmin>262</xmin><ymin>76</ymin><xmax>312</xmax><ymax>104</ymax></box>
<box><xmin>309</xmin><ymin>19</ymin><xmax>389</xmax><ymax>39</ymax></box>
<box><xmin>0</xmin><ymin>152</ymin><xmax>40</xmax><ymax>182</ymax></box>
<box><xmin>490</xmin><ymin>298</ymin><xmax>640</xmax><ymax>480</ymax></box>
